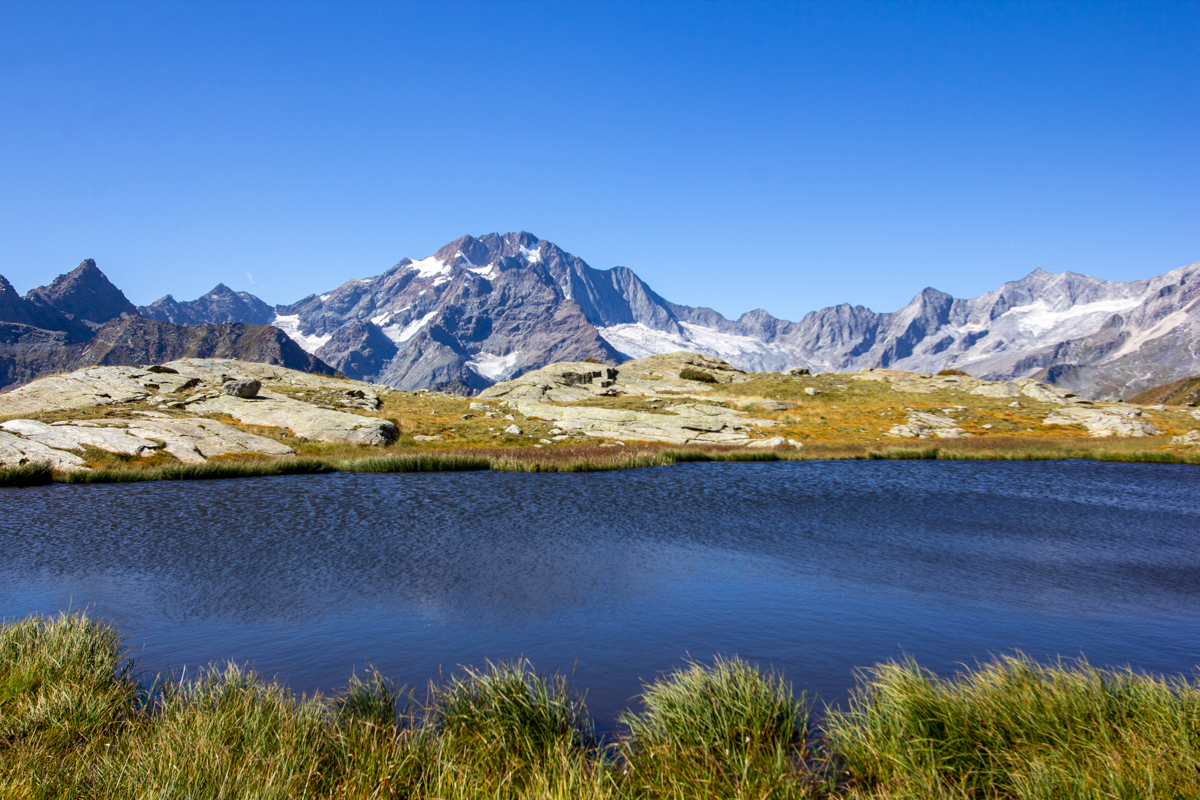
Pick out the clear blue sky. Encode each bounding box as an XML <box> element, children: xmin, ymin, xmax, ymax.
<box><xmin>1</xmin><ymin>1</ymin><xmax>1196</xmax><ymax>320</ymax></box>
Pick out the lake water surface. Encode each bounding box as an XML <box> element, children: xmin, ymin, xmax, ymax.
<box><xmin>2</xmin><ymin>460</ymin><xmax>1199</xmax><ymax>728</ymax></box>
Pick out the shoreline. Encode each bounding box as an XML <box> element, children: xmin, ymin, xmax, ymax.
<box><xmin>2</xmin><ymin>437</ymin><xmax>1198</xmax><ymax>487</ymax></box>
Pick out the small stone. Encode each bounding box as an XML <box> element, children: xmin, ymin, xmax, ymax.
<box><xmin>504</xmin><ymin>414</ymin><xmax>515</xmax><ymax>421</ymax></box>
<box><xmin>223</xmin><ymin>378</ymin><xmax>261</xmax><ymax>398</ymax></box>
<box><xmin>804</xmin><ymin>387</ymin><xmax>820</xmax><ymax>395</ymax></box>
<box><xmin>469</xmin><ymin>402</ymin><xmax>489</xmax><ymax>411</ymax></box>
<box><xmin>982</xmin><ymin>424</ymin><xmax>993</xmax><ymax>429</ymax></box>
<box><xmin>1008</xmin><ymin>401</ymin><xmax>1022</xmax><ymax>407</ymax></box>
<box><xmin>412</xmin><ymin>434</ymin><xmax>442</xmax><ymax>442</ymax></box>
<box><xmin>539</xmin><ymin>438</ymin><xmax>552</xmax><ymax>444</ymax></box>
<box><xmin>504</xmin><ymin>424</ymin><xmax>522</xmax><ymax>435</ymax></box>
<box><xmin>548</xmin><ymin>428</ymin><xmax>563</xmax><ymax>435</ymax></box>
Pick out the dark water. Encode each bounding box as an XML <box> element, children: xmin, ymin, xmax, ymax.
<box><xmin>2</xmin><ymin>460</ymin><xmax>1199</xmax><ymax>727</ymax></box>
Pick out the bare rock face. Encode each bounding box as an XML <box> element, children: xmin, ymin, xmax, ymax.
<box><xmin>24</xmin><ymin>259</ymin><xmax>138</xmax><ymax>330</ymax></box>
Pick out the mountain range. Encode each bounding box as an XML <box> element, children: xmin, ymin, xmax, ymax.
<box><xmin>3</xmin><ymin>234</ymin><xmax>1198</xmax><ymax>398</ymax></box>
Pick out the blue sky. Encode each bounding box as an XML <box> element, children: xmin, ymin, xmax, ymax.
<box><xmin>1</xmin><ymin>1</ymin><xmax>1196</xmax><ymax>320</ymax></box>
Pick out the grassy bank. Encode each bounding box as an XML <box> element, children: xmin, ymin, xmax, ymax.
<box><xmin>2</xmin><ymin>436</ymin><xmax>1197</xmax><ymax>487</ymax></box>
<box><xmin>3</xmin><ymin>614</ymin><xmax>1199</xmax><ymax>798</ymax></box>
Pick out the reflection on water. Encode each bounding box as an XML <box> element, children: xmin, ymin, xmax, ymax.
<box><xmin>3</xmin><ymin>461</ymin><xmax>1199</xmax><ymax>726</ymax></box>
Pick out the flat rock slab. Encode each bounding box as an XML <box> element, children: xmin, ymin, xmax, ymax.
<box><xmin>513</xmin><ymin>400</ymin><xmax>774</xmax><ymax>445</ymax></box>
<box><xmin>0</xmin><ymin>431</ymin><xmax>86</xmax><ymax>470</ymax></box>
<box><xmin>125</xmin><ymin>414</ymin><xmax>295</xmax><ymax>462</ymax></box>
<box><xmin>0</xmin><ymin>415</ymin><xmax>295</xmax><ymax>464</ymax></box>
<box><xmin>186</xmin><ymin>393</ymin><xmax>398</xmax><ymax>446</ymax></box>
<box><xmin>1</xmin><ymin>418</ymin><xmax>161</xmax><ymax>456</ymax></box>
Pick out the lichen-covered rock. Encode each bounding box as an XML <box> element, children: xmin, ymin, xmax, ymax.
<box><xmin>1171</xmin><ymin>430</ymin><xmax>1200</xmax><ymax>445</ymax></box>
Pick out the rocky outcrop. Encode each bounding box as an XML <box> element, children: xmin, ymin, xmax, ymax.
<box><xmin>1042</xmin><ymin>406</ymin><xmax>1161</xmax><ymax>437</ymax></box>
<box><xmin>887</xmin><ymin>411</ymin><xmax>971</xmax><ymax>439</ymax></box>
<box><xmin>0</xmin><ymin>359</ymin><xmax>397</xmax><ymax>451</ymax></box>
<box><xmin>479</xmin><ymin>353</ymin><xmax>772</xmax><ymax>445</ymax></box>
<box><xmin>479</xmin><ymin>352</ymin><xmax>750</xmax><ymax>404</ymax></box>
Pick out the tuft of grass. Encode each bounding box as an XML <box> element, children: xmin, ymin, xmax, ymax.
<box><xmin>418</xmin><ymin>659</ymin><xmax>599</xmax><ymax>796</ymax></box>
<box><xmin>679</xmin><ymin>367</ymin><xmax>719</xmax><ymax>384</ymax></box>
<box><xmin>55</xmin><ymin>457</ymin><xmax>334</xmax><ymax>483</ymax></box>
<box><xmin>0</xmin><ymin>461</ymin><xmax>54</xmax><ymax>487</ymax></box>
<box><xmin>341</xmin><ymin>453</ymin><xmax>492</xmax><ymax>473</ymax></box>
<box><xmin>620</xmin><ymin>655</ymin><xmax>810</xmax><ymax>799</ymax></box>
<box><xmin>825</xmin><ymin>653</ymin><xmax>1200</xmax><ymax>799</ymax></box>
<box><xmin>866</xmin><ymin>447</ymin><xmax>940</xmax><ymax>460</ymax></box>
<box><xmin>0</xmin><ymin>613</ymin><xmax>135</xmax><ymax>796</ymax></box>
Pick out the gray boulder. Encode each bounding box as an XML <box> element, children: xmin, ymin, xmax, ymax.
<box><xmin>223</xmin><ymin>378</ymin><xmax>261</xmax><ymax>398</ymax></box>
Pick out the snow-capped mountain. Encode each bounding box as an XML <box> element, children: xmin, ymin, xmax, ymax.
<box><xmin>141</xmin><ymin>232</ymin><xmax>1200</xmax><ymax>398</ymax></box>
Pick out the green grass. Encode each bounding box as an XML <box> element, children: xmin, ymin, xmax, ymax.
<box><xmin>619</xmin><ymin>656</ymin><xmax>810</xmax><ymax>799</ymax></box>
<box><xmin>825</xmin><ymin>654</ymin><xmax>1200</xmax><ymax>799</ymax></box>
<box><xmin>6</xmin><ymin>436</ymin><xmax>1197</xmax><ymax>488</ymax></box>
<box><xmin>0</xmin><ymin>461</ymin><xmax>54</xmax><ymax>487</ymax></box>
<box><xmin>679</xmin><ymin>367</ymin><xmax>719</xmax><ymax>383</ymax></box>
<box><xmin>341</xmin><ymin>453</ymin><xmax>492</xmax><ymax>472</ymax></box>
<box><xmin>54</xmin><ymin>456</ymin><xmax>336</xmax><ymax>483</ymax></box>
<box><xmin>5</xmin><ymin>615</ymin><xmax>1200</xmax><ymax>798</ymax></box>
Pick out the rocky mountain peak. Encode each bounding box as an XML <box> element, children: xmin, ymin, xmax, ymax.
<box><xmin>25</xmin><ymin>258</ymin><xmax>137</xmax><ymax>328</ymax></box>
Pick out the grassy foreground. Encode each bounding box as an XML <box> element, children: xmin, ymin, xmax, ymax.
<box><xmin>3</xmin><ymin>615</ymin><xmax>1200</xmax><ymax>798</ymax></box>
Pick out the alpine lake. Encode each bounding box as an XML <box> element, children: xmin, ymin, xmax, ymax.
<box><xmin>2</xmin><ymin>459</ymin><xmax>1198</xmax><ymax>729</ymax></box>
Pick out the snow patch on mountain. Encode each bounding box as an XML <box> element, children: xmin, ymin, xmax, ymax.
<box><xmin>1000</xmin><ymin>298</ymin><xmax>1141</xmax><ymax>336</ymax></box>
<box><xmin>381</xmin><ymin>311</ymin><xmax>437</xmax><ymax>345</ymax></box>
<box><xmin>519</xmin><ymin>244</ymin><xmax>542</xmax><ymax>263</ymax></box>
<box><xmin>598</xmin><ymin>322</ymin><xmax>797</xmax><ymax>372</ymax></box>
<box><xmin>466</xmin><ymin>351</ymin><xmax>521</xmax><ymax>381</ymax></box>
<box><xmin>272</xmin><ymin>314</ymin><xmax>333</xmax><ymax>353</ymax></box>
<box><xmin>407</xmin><ymin>256</ymin><xmax>450</xmax><ymax>278</ymax></box>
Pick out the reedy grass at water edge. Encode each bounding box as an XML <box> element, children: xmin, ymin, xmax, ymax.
<box><xmin>7</xmin><ymin>615</ymin><xmax>1200</xmax><ymax>798</ymax></box>
<box><xmin>3</xmin><ymin>437</ymin><xmax>1196</xmax><ymax>487</ymax></box>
